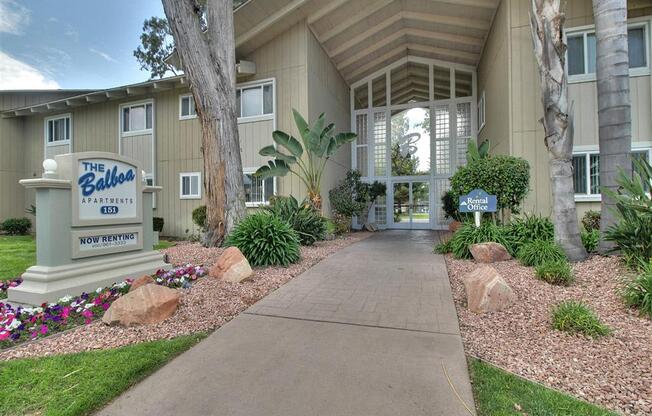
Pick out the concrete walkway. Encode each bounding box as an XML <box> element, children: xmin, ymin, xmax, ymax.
<box><xmin>98</xmin><ymin>231</ymin><xmax>475</xmax><ymax>416</ymax></box>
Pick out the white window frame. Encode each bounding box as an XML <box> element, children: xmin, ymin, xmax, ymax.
<box><xmin>236</xmin><ymin>79</ymin><xmax>275</xmax><ymax>124</ymax></box>
<box><xmin>179</xmin><ymin>172</ymin><xmax>201</xmax><ymax>200</ymax></box>
<box><xmin>120</xmin><ymin>99</ymin><xmax>154</xmax><ymax>137</ymax></box>
<box><xmin>44</xmin><ymin>113</ymin><xmax>72</xmax><ymax>147</ymax></box>
<box><xmin>243</xmin><ymin>168</ymin><xmax>276</xmax><ymax>207</ymax></box>
<box><xmin>478</xmin><ymin>90</ymin><xmax>486</xmax><ymax>132</ymax></box>
<box><xmin>573</xmin><ymin>143</ymin><xmax>652</xmax><ymax>202</ymax></box>
<box><xmin>567</xmin><ymin>20</ymin><xmax>650</xmax><ymax>83</ymax></box>
<box><xmin>179</xmin><ymin>94</ymin><xmax>197</xmax><ymax>120</ymax></box>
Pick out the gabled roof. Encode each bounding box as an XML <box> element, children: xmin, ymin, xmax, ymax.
<box><xmin>1</xmin><ymin>76</ymin><xmax>187</xmax><ymax>118</ymax></box>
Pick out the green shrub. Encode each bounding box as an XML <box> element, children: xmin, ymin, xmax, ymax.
<box><xmin>435</xmin><ymin>240</ymin><xmax>452</xmax><ymax>254</ymax></box>
<box><xmin>535</xmin><ymin>260</ymin><xmax>574</xmax><ymax>286</ymax></box>
<box><xmin>331</xmin><ymin>213</ymin><xmax>351</xmax><ymax>235</ymax></box>
<box><xmin>441</xmin><ymin>191</ymin><xmax>461</xmax><ymax>221</ymax></box>
<box><xmin>581</xmin><ymin>210</ymin><xmax>601</xmax><ymax>231</ymax></box>
<box><xmin>551</xmin><ymin>301</ymin><xmax>611</xmax><ymax>338</ymax></box>
<box><xmin>517</xmin><ymin>240</ymin><xmax>566</xmax><ymax>267</ymax></box>
<box><xmin>506</xmin><ymin>214</ymin><xmax>554</xmax><ymax>247</ymax></box>
<box><xmin>1</xmin><ymin>217</ymin><xmax>31</xmax><ymax>235</ymax></box>
<box><xmin>581</xmin><ymin>229</ymin><xmax>599</xmax><ymax>253</ymax></box>
<box><xmin>622</xmin><ymin>263</ymin><xmax>652</xmax><ymax>318</ymax></box>
<box><xmin>449</xmin><ymin>155</ymin><xmax>530</xmax><ymax>214</ymax></box>
<box><xmin>226</xmin><ymin>213</ymin><xmax>300</xmax><ymax>267</ymax></box>
<box><xmin>192</xmin><ymin>205</ymin><xmax>207</xmax><ymax>230</ymax></box>
<box><xmin>264</xmin><ymin>195</ymin><xmax>325</xmax><ymax>245</ymax></box>
<box><xmin>605</xmin><ymin>157</ymin><xmax>652</xmax><ymax>264</ymax></box>
<box><xmin>449</xmin><ymin>222</ymin><xmax>515</xmax><ymax>259</ymax></box>
<box><xmin>153</xmin><ymin>217</ymin><xmax>165</xmax><ymax>233</ymax></box>
<box><xmin>329</xmin><ymin>170</ymin><xmax>367</xmax><ymax>218</ymax></box>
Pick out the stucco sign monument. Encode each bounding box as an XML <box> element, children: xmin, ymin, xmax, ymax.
<box><xmin>8</xmin><ymin>152</ymin><xmax>166</xmax><ymax>306</ymax></box>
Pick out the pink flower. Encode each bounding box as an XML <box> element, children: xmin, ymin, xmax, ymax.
<box><xmin>61</xmin><ymin>306</ymin><xmax>71</xmax><ymax>319</ymax></box>
<box><xmin>0</xmin><ymin>331</ymin><xmax>9</xmax><ymax>341</ymax></box>
<box><xmin>40</xmin><ymin>325</ymin><xmax>48</xmax><ymax>335</ymax></box>
<box><xmin>101</xmin><ymin>303</ymin><xmax>110</xmax><ymax>311</ymax></box>
<box><xmin>81</xmin><ymin>309</ymin><xmax>93</xmax><ymax>318</ymax></box>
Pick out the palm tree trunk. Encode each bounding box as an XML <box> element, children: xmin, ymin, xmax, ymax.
<box><xmin>529</xmin><ymin>0</ymin><xmax>587</xmax><ymax>261</ymax></box>
<box><xmin>592</xmin><ymin>0</ymin><xmax>633</xmax><ymax>252</ymax></box>
<box><xmin>162</xmin><ymin>0</ymin><xmax>246</xmax><ymax>247</ymax></box>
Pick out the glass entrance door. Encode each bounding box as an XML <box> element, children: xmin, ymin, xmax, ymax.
<box><xmin>391</xmin><ymin>180</ymin><xmax>431</xmax><ymax>229</ymax></box>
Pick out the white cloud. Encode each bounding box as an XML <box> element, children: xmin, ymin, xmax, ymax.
<box><xmin>89</xmin><ymin>48</ymin><xmax>116</xmax><ymax>63</ymax></box>
<box><xmin>0</xmin><ymin>51</ymin><xmax>60</xmax><ymax>90</ymax></box>
<box><xmin>0</xmin><ymin>0</ymin><xmax>30</xmax><ymax>34</ymax></box>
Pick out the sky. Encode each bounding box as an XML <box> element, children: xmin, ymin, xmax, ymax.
<box><xmin>0</xmin><ymin>0</ymin><xmax>168</xmax><ymax>90</ymax></box>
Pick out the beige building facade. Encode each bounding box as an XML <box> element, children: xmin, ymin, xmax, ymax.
<box><xmin>1</xmin><ymin>0</ymin><xmax>651</xmax><ymax>236</ymax></box>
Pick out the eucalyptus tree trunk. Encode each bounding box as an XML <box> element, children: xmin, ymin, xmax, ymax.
<box><xmin>162</xmin><ymin>0</ymin><xmax>246</xmax><ymax>246</ymax></box>
<box><xmin>592</xmin><ymin>0</ymin><xmax>632</xmax><ymax>252</ymax></box>
<box><xmin>529</xmin><ymin>0</ymin><xmax>587</xmax><ymax>261</ymax></box>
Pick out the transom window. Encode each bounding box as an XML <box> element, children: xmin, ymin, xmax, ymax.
<box><xmin>179</xmin><ymin>94</ymin><xmax>197</xmax><ymax>119</ymax></box>
<box><xmin>236</xmin><ymin>81</ymin><xmax>273</xmax><ymax>119</ymax></box>
<box><xmin>573</xmin><ymin>148</ymin><xmax>652</xmax><ymax>199</ymax></box>
<box><xmin>121</xmin><ymin>101</ymin><xmax>153</xmax><ymax>135</ymax></box>
<box><xmin>244</xmin><ymin>171</ymin><xmax>274</xmax><ymax>206</ymax></box>
<box><xmin>180</xmin><ymin>172</ymin><xmax>201</xmax><ymax>199</ymax></box>
<box><xmin>45</xmin><ymin>114</ymin><xmax>71</xmax><ymax>145</ymax></box>
<box><xmin>567</xmin><ymin>23</ymin><xmax>648</xmax><ymax>81</ymax></box>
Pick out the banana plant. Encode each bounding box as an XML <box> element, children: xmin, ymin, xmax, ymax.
<box><xmin>467</xmin><ymin>138</ymin><xmax>490</xmax><ymax>164</ymax></box>
<box><xmin>255</xmin><ymin>109</ymin><xmax>356</xmax><ymax>210</ymax></box>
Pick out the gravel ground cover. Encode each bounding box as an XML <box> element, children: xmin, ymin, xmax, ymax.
<box><xmin>0</xmin><ymin>232</ymin><xmax>370</xmax><ymax>361</ymax></box>
<box><xmin>446</xmin><ymin>254</ymin><xmax>652</xmax><ymax>416</ymax></box>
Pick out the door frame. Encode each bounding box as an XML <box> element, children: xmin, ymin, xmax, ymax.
<box><xmin>388</xmin><ymin>177</ymin><xmax>433</xmax><ymax>229</ymax></box>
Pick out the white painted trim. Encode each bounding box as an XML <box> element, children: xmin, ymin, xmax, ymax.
<box><xmin>119</xmin><ymin>99</ymin><xmax>154</xmax><ymax>137</ymax></box>
<box><xmin>179</xmin><ymin>172</ymin><xmax>202</xmax><ymax>199</ymax></box>
<box><xmin>478</xmin><ymin>90</ymin><xmax>486</xmax><ymax>132</ymax></box>
<box><xmin>235</xmin><ymin>78</ymin><xmax>275</xmax><ymax>121</ymax></box>
<box><xmin>237</xmin><ymin>114</ymin><xmax>274</xmax><ymax>124</ymax></box>
<box><xmin>43</xmin><ymin>113</ymin><xmax>72</xmax><ymax>153</ymax></box>
<box><xmin>178</xmin><ymin>93</ymin><xmax>198</xmax><ymax>120</ymax></box>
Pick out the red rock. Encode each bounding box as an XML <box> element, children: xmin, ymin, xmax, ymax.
<box><xmin>463</xmin><ymin>265</ymin><xmax>515</xmax><ymax>313</ymax></box>
<box><xmin>449</xmin><ymin>221</ymin><xmax>462</xmax><ymax>233</ymax></box>
<box><xmin>469</xmin><ymin>242</ymin><xmax>512</xmax><ymax>263</ymax></box>
<box><xmin>129</xmin><ymin>275</ymin><xmax>155</xmax><ymax>292</ymax></box>
<box><xmin>209</xmin><ymin>246</ymin><xmax>253</xmax><ymax>283</ymax></box>
<box><xmin>102</xmin><ymin>284</ymin><xmax>181</xmax><ymax>326</ymax></box>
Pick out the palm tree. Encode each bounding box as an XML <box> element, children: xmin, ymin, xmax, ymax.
<box><xmin>592</xmin><ymin>0</ymin><xmax>633</xmax><ymax>251</ymax></box>
<box><xmin>529</xmin><ymin>0</ymin><xmax>587</xmax><ymax>261</ymax></box>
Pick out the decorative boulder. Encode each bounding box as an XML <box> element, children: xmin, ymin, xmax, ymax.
<box><xmin>449</xmin><ymin>221</ymin><xmax>462</xmax><ymax>233</ymax></box>
<box><xmin>209</xmin><ymin>247</ymin><xmax>253</xmax><ymax>283</ymax></box>
<box><xmin>469</xmin><ymin>242</ymin><xmax>512</xmax><ymax>263</ymax></box>
<box><xmin>102</xmin><ymin>284</ymin><xmax>181</xmax><ymax>326</ymax></box>
<box><xmin>129</xmin><ymin>275</ymin><xmax>155</xmax><ymax>292</ymax></box>
<box><xmin>463</xmin><ymin>265</ymin><xmax>515</xmax><ymax>313</ymax></box>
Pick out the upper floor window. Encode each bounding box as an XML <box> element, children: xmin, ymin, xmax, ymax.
<box><xmin>236</xmin><ymin>81</ymin><xmax>273</xmax><ymax>120</ymax></box>
<box><xmin>121</xmin><ymin>101</ymin><xmax>153</xmax><ymax>135</ymax></box>
<box><xmin>567</xmin><ymin>23</ymin><xmax>649</xmax><ymax>82</ymax></box>
<box><xmin>179</xmin><ymin>94</ymin><xmax>197</xmax><ymax>119</ymax></box>
<box><xmin>45</xmin><ymin>114</ymin><xmax>71</xmax><ymax>145</ymax></box>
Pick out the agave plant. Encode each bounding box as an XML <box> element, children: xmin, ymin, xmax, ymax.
<box><xmin>255</xmin><ymin>109</ymin><xmax>356</xmax><ymax>210</ymax></box>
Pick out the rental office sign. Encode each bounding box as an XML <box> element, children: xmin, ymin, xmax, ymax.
<box><xmin>459</xmin><ymin>188</ymin><xmax>497</xmax><ymax>227</ymax></box>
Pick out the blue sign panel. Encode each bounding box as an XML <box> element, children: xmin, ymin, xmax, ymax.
<box><xmin>459</xmin><ymin>189</ymin><xmax>497</xmax><ymax>213</ymax></box>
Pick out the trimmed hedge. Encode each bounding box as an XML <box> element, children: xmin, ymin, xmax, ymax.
<box><xmin>1</xmin><ymin>217</ymin><xmax>31</xmax><ymax>235</ymax></box>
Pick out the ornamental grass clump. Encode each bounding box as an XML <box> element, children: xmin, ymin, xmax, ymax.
<box><xmin>623</xmin><ymin>263</ymin><xmax>652</xmax><ymax>319</ymax></box>
<box><xmin>517</xmin><ymin>240</ymin><xmax>566</xmax><ymax>267</ymax></box>
<box><xmin>449</xmin><ymin>222</ymin><xmax>515</xmax><ymax>259</ymax></box>
<box><xmin>226</xmin><ymin>212</ymin><xmax>300</xmax><ymax>267</ymax></box>
<box><xmin>535</xmin><ymin>260</ymin><xmax>574</xmax><ymax>286</ymax></box>
<box><xmin>551</xmin><ymin>300</ymin><xmax>611</xmax><ymax>338</ymax></box>
<box><xmin>263</xmin><ymin>196</ymin><xmax>325</xmax><ymax>246</ymax></box>
<box><xmin>506</xmin><ymin>214</ymin><xmax>554</xmax><ymax>247</ymax></box>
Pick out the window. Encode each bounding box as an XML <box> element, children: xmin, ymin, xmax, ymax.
<box><xmin>179</xmin><ymin>172</ymin><xmax>201</xmax><ymax>199</ymax></box>
<box><xmin>235</xmin><ymin>81</ymin><xmax>273</xmax><ymax>120</ymax></box>
<box><xmin>478</xmin><ymin>91</ymin><xmax>486</xmax><ymax>131</ymax></box>
<box><xmin>573</xmin><ymin>148</ymin><xmax>652</xmax><ymax>199</ymax></box>
<box><xmin>45</xmin><ymin>114</ymin><xmax>71</xmax><ymax>145</ymax></box>
<box><xmin>179</xmin><ymin>94</ymin><xmax>197</xmax><ymax>119</ymax></box>
<box><xmin>568</xmin><ymin>23</ymin><xmax>648</xmax><ymax>81</ymax></box>
<box><xmin>243</xmin><ymin>171</ymin><xmax>274</xmax><ymax>206</ymax></box>
<box><xmin>121</xmin><ymin>101</ymin><xmax>153</xmax><ymax>135</ymax></box>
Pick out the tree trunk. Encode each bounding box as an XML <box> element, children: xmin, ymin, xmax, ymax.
<box><xmin>162</xmin><ymin>0</ymin><xmax>246</xmax><ymax>247</ymax></box>
<box><xmin>592</xmin><ymin>0</ymin><xmax>632</xmax><ymax>252</ymax></box>
<box><xmin>529</xmin><ymin>0</ymin><xmax>587</xmax><ymax>261</ymax></box>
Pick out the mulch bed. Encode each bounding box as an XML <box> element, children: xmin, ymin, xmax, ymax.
<box><xmin>0</xmin><ymin>232</ymin><xmax>370</xmax><ymax>361</ymax></box>
<box><xmin>446</xmin><ymin>254</ymin><xmax>652</xmax><ymax>416</ymax></box>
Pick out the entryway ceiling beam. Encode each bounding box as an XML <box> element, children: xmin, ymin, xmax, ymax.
<box><xmin>235</xmin><ymin>0</ymin><xmax>310</xmax><ymax>47</ymax></box>
<box><xmin>317</xmin><ymin>0</ymin><xmax>394</xmax><ymax>44</ymax></box>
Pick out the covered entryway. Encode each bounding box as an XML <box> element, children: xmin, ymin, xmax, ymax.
<box><xmin>352</xmin><ymin>57</ymin><xmax>476</xmax><ymax>230</ymax></box>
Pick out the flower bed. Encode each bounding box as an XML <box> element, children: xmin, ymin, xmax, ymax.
<box><xmin>0</xmin><ymin>264</ymin><xmax>205</xmax><ymax>349</ymax></box>
<box><xmin>0</xmin><ymin>278</ymin><xmax>23</xmax><ymax>300</ymax></box>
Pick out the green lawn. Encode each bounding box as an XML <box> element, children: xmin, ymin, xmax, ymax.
<box><xmin>0</xmin><ymin>235</ymin><xmax>36</xmax><ymax>280</ymax></box>
<box><xmin>0</xmin><ymin>334</ymin><xmax>205</xmax><ymax>416</ymax></box>
<box><xmin>469</xmin><ymin>358</ymin><xmax>616</xmax><ymax>416</ymax></box>
<box><xmin>154</xmin><ymin>239</ymin><xmax>175</xmax><ymax>250</ymax></box>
